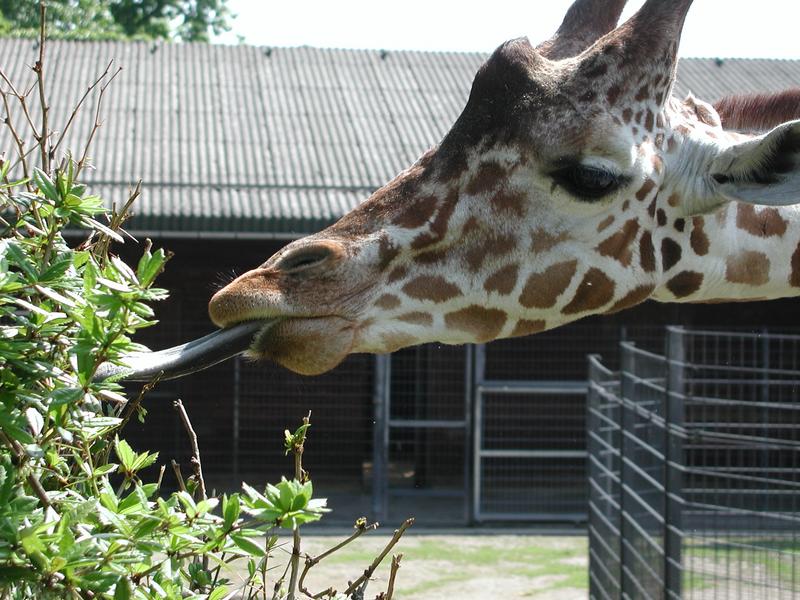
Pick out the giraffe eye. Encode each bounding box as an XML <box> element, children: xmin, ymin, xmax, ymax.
<box><xmin>552</xmin><ymin>164</ymin><xmax>623</xmax><ymax>200</ymax></box>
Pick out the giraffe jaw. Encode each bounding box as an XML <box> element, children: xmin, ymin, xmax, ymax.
<box><xmin>245</xmin><ymin>315</ymin><xmax>358</xmax><ymax>375</ymax></box>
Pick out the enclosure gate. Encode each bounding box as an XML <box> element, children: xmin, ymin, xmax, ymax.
<box><xmin>588</xmin><ymin>327</ymin><xmax>800</xmax><ymax>600</ymax></box>
<box><xmin>473</xmin><ymin>343</ymin><xmax>588</xmax><ymax>521</ymax></box>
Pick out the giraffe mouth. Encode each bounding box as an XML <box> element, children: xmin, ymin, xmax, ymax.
<box><xmin>94</xmin><ymin>319</ymin><xmax>278</xmax><ymax>382</ymax></box>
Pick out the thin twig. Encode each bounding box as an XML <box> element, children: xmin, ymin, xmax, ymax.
<box><xmin>287</xmin><ymin>412</ymin><xmax>310</xmax><ymax>600</ymax></box>
<box><xmin>75</xmin><ymin>66</ymin><xmax>122</xmax><ymax>179</ymax></box>
<box><xmin>343</xmin><ymin>518</ymin><xmax>414</xmax><ymax>597</ymax></box>
<box><xmin>0</xmin><ymin>429</ymin><xmax>51</xmax><ymax>509</ymax></box>
<box><xmin>384</xmin><ymin>555</ymin><xmax>402</xmax><ymax>600</ymax></box>
<box><xmin>52</xmin><ymin>60</ymin><xmax>115</xmax><ymax>155</ymax></box>
<box><xmin>1</xmin><ymin>91</ymin><xmax>32</xmax><ymax>190</ymax></box>
<box><xmin>173</xmin><ymin>399</ymin><xmax>207</xmax><ymax>502</ymax></box>
<box><xmin>298</xmin><ymin>520</ymin><xmax>379</xmax><ymax>598</ymax></box>
<box><xmin>171</xmin><ymin>459</ymin><xmax>186</xmax><ymax>492</ymax></box>
<box><xmin>34</xmin><ymin>2</ymin><xmax>49</xmax><ymax>173</ymax></box>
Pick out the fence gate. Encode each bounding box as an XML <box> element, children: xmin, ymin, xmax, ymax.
<box><xmin>473</xmin><ymin>343</ymin><xmax>588</xmax><ymax>521</ymax></box>
<box><xmin>373</xmin><ymin>344</ymin><xmax>473</xmax><ymax>525</ymax></box>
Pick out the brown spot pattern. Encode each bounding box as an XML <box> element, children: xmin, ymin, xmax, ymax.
<box><xmin>791</xmin><ymin>241</ymin><xmax>800</xmax><ymax>287</ymax></box>
<box><xmin>597</xmin><ymin>215</ymin><xmax>615</xmax><ymax>233</ymax></box>
<box><xmin>562</xmin><ymin>268</ymin><xmax>616</xmax><ymax>315</ymax></box>
<box><xmin>519</xmin><ymin>260</ymin><xmax>578</xmax><ymax>309</ymax></box>
<box><xmin>666</xmin><ymin>271</ymin><xmax>704</xmax><ymax>298</ymax></box>
<box><xmin>726</xmin><ymin>251</ymin><xmax>770</xmax><ymax>286</ymax></box>
<box><xmin>466</xmin><ymin>161</ymin><xmax>506</xmax><ymax>196</ymax></box>
<box><xmin>484</xmin><ymin>264</ymin><xmax>519</xmax><ymax>295</ymax></box>
<box><xmin>396</xmin><ymin>311</ymin><xmax>434</xmax><ymax>326</ymax></box>
<box><xmin>636</xmin><ymin>178</ymin><xmax>656</xmax><ymax>201</ymax></box>
<box><xmin>375</xmin><ymin>294</ymin><xmax>401</xmax><ymax>310</ymax></box>
<box><xmin>673</xmin><ymin>218</ymin><xmax>685</xmax><ymax>233</ymax></box>
<box><xmin>444</xmin><ymin>305</ymin><xmax>507</xmax><ymax>343</ymax></box>
<box><xmin>491</xmin><ymin>189</ymin><xmax>526</xmax><ymax>216</ymax></box>
<box><xmin>597</xmin><ymin>218</ymin><xmax>640</xmax><ymax>267</ymax></box>
<box><xmin>531</xmin><ymin>230</ymin><xmax>569</xmax><ymax>254</ymax></box>
<box><xmin>410</xmin><ymin>190</ymin><xmax>457</xmax><ymax>250</ymax></box>
<box><xmin>736</xmin><ymin>204</ymin><xmax>788</xmax><ymax>238</ymax></box>
<box><xmin>690</xmin><ymin>217</ymin><xmax>709</xmax><ymax>256</ymax></box>
<box><xmin>605</xmin><ymin>284</ymin><xmax>655</xmax><ymax>314</ymax></box>
<box><xmin>510</xmin><ymin>319</ymin><xmax>546</xmax><ymax>338</ymax></box>
<box><xmin>639</xmin><ymin>232</ymin><xmax>656</xmax><ymax>272</ymax></box>
<box><xmin>378</xmin><ymin>236</ymin><xmax>400</xmax><ymax>271</ymax></box>
<box><xmin>644</xmin><ymin>109</ymin><xmax>655</xmax><ymax>131</ymax></box>
<box><xmin>661</xmin><ymin>238</ymin><xmax>683</xmax><ymax>271</ymax></box>
<box><xmin>465</xmin><ymin>234</ymin><xmax>516</xmax><ymax>272</ymax></box>
<box><xmin>656</xmin><ymin>209</ymin><xmax>667</xmax><ymax>226</ymax></box>
<box><xmin>402</xmin><ymin>275</ymin><xmax>461</xmax><ymax>303</ymax></box>
<box><xmin>391</xmin><ymin>195</ymin><xmax>438</xmax><ymax>228</ymax></box>
<box><xmin>387</xmin><ymin>265</ymin><xmax>408</xmax><ymax>283</ymax></box>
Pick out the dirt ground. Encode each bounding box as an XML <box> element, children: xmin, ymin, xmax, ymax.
<box><xmin>230</xmin><ymin>532</ymin><xmax>588</xmax><ymax>599</ymax></box>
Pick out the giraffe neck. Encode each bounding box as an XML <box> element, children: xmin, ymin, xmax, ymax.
<box><xmin>652</xmin><ymin>201</ymin><xmax>800</xmax><ymax>304</ymax></box>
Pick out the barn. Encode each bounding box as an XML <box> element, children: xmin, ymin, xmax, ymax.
<box><xmin>4</xmin><ymin>37</ymin><xmax>799</xmax><ymax>524</ymax></box>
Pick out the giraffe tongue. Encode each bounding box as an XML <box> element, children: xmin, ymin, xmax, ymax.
<box><xmin>93</xmin><ymin>319</ymin><xmax>277</xmax><ymax>382</ymax></box>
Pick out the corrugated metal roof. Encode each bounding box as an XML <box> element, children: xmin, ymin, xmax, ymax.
<box><xmin>2</xmin><ymin>39</ymin><xmax>799</xmax><ymax>237</ymax></box>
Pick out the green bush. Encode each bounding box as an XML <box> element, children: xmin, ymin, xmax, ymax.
<box><xmin>0</xmin><ymin>8</ymin><xmax>408</xmax><ymax>599</ymax></box>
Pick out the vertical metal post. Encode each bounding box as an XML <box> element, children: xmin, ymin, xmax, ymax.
<box><xmin>464</xmin><ymin>344</ymin><xmax>475</xmax><ymax>524</ymax></box>
<box><xmin>665</xmin><ymin>327</ymin><xmax>686</xmax><ymax>600</ymax></box>
<box><xmin>472</xmin><ymin>344</ymin><xmax>486</xmax><ymax>522</ymax></box>
<box><xmin>619</xmin><ymin>342</ymin><xmax>636</xmax><ymax>599</ymax></box>
<box><xmin>372</xmin><ymin>353</ymin><xmax>390</xmax><ymax>522</ymax></box>
<box><xmin>232</xmin><ymin>355</ymin><xmax>241</xmax><ymax>481</ymax></box>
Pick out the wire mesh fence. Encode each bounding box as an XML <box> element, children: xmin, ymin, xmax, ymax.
<box><xmin>588</xmin><ymin>327</ymin><xmax>800</xmax><ymax>599</ymax></box>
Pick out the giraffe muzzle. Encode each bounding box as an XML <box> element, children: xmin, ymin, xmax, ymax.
<box><xmin>93</xmin><ymin>319</ymin><xmax>278</xmax><ymax>382</ymax></box>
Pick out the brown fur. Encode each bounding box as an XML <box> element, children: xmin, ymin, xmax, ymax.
<box><xmin>636</xmin><ymin>178</ymin><xmax>656</xmax><ymax>201</ymax></box>
<box><xmin>465</xmin><ymin>234</ymin><xmax>517</xmax><ymax>272</ymax></box>
<box><xmin>726</xmin><ymin>251</ymin><xmax>770</xmax><ymax>286</ymax></box>
<box><xmin>402</xmin><ymin>275</ymin><xmax>461</xmax><ymax>303</ymax></box>
<box><xmin>510</xmin><ymin>318</ymin><xmax>547</xmax><ymax>337</ymax></box>
<box><xmin>392</xmin><ymin>195</ymin><xmax>438</xmax><ymax>229</ymax></box>
<box><xmin>639</xmin><ymin>232</ymin><xmax>656</xmax><ymax>272</ymax></box>
<box><xmin>666</xmin><ymin>270</ymin><xmax>703</xmax><ymax>298</ymax></box>
<box><xmin>374</xmin><ymin>294</ymin><xmax>401</xmax><ymax>310</ymax></box>
<box><xmin>519</xmin><ymin>260</ymin><xmax>578</xmax><ymax>308</ymax></box>
<box><xmin>562</xmin><ymin>267</ymin><xmax>615</xmax><ymax>314</ymax></box>
<box><xmin>466</xmin><ymin>161</ymin><xmax>507</xmax><ymax>195</ymax></box>
<box><xmin>491</xmin><ymin>189</ymin><xmax>526</xmax><ymax>216</ymax></box>
<box><xmin>396</xmin><ymin>312</ymin><xmax>434</xmax><ymax>326</ymax></box>
<box><xmin>484</xmin><ymin>264</ymin><xmax>519</xmax><ymax>295</ymax></box>
<box><xmin>605</xmin><ymin>284</ymin><xmax>655</xmax><ymax>314</ymax></box>
<box><xmin>597</xmin><ymin>215</ymin><xmax>615</xmax><ymax>233</ymax></box>
<box><xmin>597</xmin><ymin>218</ymin><xmax>640</xmax><ymax>266</ymax></box>
<box><xmin>531</xmin><ymin>230</ymin><xmax>570</xmax><ymax>254</ymax></box>
<box><xmin>661</xmin><ymin>237</ymin><xmax>682</xmax><ymax>271</ymax></box>
<box><xmin>690</xmin><ymin>217</ymin><xmax>709</xmax><ymax>256</ymax></box>
<box><xmin>736</xmin><ymin>204</ymin><xmax>788</xmax><ymax>238</ymax></box>
<box><xmin>714</xmin><ymin>88</ymin><xmax>800</xmax><ymax>132</ymax></box>
<box><xmin>791</xmin><ymin>241</ymin><xmax>800</xmax><ymax>287</ymax></box>
<box><xmin>444</xmin><ymin>305</ymin><xmax>507</xmax><ymax>342</ymax></box>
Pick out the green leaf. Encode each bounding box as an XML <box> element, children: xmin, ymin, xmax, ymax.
<box><xmin>114</xmin><ymin>577</ymin><xmax>132</xmax><ymax>600</ymax></box>
<box><xmin>33</xmin><ymin>168</ymin><xmax>58</xmax><ymax>202</ymax></box>
<box><xmin>230</xmin><ymin>534</ymin><xmax>265</xmax><ymax>557</ymax></box>
<box><xmin>39</xmin><ymin>253</ymin><xmax>73</xmax><ymax>281</ymax></box>
<box><xmin>114</xmin><ymin>437</ymin><xmax>135</xmax><ymax>471</ymax></box>
<box><xmin>223</xmin><ymin>494</ymin><xmax>240</xmax><ymax>529</ymax></box>
<box><xmin>3</xmin><ymin>240</ymin><xmax>37</xmax><ymax>281</ymax></box>
<box><xmin>208</xmin><ymin>585</ymin><xmax>228</xmax><ymax>600</ymax></box>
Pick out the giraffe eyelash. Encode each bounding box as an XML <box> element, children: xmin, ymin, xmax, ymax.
<box><xmin>550</xmin><ymin>163</ymin><xmax>628</xmax><ymax>201</ymax></box>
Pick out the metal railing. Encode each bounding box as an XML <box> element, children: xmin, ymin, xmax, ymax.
<box><xmin>588</xmin><ymin>327</ymin><xmax>800</xmax><ymax>599</ymax></box>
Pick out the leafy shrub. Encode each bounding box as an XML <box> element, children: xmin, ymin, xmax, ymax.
<box><xmin>0</xmin><ymin>7</ymin><xmax>408</xmax><ymax>599</ymax></box>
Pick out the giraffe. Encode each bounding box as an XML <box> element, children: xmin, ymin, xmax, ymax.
<box><xmin>207</xmin><ymin>0</ymin><xmax>800</xmax><ymax>376</ymax></box>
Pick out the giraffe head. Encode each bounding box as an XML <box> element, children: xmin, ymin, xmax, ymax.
<box><xmin>209</xmin><ymin>0</ymin><xmax>800</xmax><ymax>375</ymax></box>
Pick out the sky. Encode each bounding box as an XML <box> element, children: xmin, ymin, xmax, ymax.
<box><xmin>218</xmin><ymin>0</ymin><xmax>800</xmax><ymax>59</ymax></box>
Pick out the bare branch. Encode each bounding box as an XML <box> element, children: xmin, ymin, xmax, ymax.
<box><xmin>344</xmin><ymin>518</ymin><xmax>414</xmax><ymax>597</ymax></box>
<box><xmin>52</xmin><ymin>60</ymin><xmax>115</xmax><ymax>155</ymax></box>
<box><xmin>298</xmin><ymin>519</ymin><xmax>380</xmax><ymax>598</ymax></box>
<box><xmin>173</xmin><ymin>399</ymin><xmax>207</xmax><ymax>501</ymax></box>
<box><xmin>383</xmin><ymin>554</ymin><xmax>402</xmax><ymax>600</ymax></box>
<box><xmin>34</xmin><ymin>1</ymin><xmax>49</xmax><ymax>172</ymax></box>
<box><xmin>75</xmin><ymin>66</ymin><xmax>122</xmax><ymax>179</ymax></box>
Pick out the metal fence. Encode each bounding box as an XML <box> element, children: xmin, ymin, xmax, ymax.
<box><xmin>588</xmin><ymin>327</ymin><xmax>800</xmax><ymax>599</ymax></box>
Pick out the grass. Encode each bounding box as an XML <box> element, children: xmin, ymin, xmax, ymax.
<box><xmin>245</xmin><ymin>534</ymin><xmax>589</xmax><ymax>599</ymax></box>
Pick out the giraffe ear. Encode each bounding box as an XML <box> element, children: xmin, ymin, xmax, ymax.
<box><xmin>701</xmin><ymin>120</ymin><xmax>800</xmax><ymax>213</ymax></box>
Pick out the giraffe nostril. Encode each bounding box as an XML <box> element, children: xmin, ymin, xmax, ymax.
<box><xmin>274</xmin><ymin>244</ymin><xmax>334</xmax><ymax>273</ymax></box>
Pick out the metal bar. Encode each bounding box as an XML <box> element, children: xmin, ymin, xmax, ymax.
<box><xmin>387</xmin><ymin>419</ymin><xmax>467</xmax><ymax>429</ymax></box>
<box><xmin>371</xmin><ymin>354</ymin><xmax>390</xmax><ymax>522</ymax></box>
<box><xmin>477</xmin><ymin>511</ymin><xmax>587</xmax><ymax>521</ymax></box>
<box><xmin>472</xmin><ymin>344</ymin><xmax>486</xmax><ymax>522</ymax></box>
<box><xmin>479</xmin><ymin>449</ymin><xmax>588</xmax><ymax>459</ymax></box>
<box><xmin>665</xmin><ymin>327</ymin><xmax>684</xmax><ymax>600</ymax></box>
<box><xmin>477</xmin><ymin>381</ymin><xmax>587</xmax><ymax>394</ymax></box>
<box><xmin>387</xmin><ymin>488</ymin><xmax>466</xmax><ymax>498</ymax></box>
<box><xmin>232</xmin><ymin>356</ymin><xmax>241</xmax><ymax>480</ymax></box>
<box><xmin>464</xmin><ymin>344</ymin><xmax>475</xmax><ymax>524</ymax></box>
<box><xmin>619</xmin><ymin>342</ymin><xmax>635</xmax><ymax>599</ymax></box>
